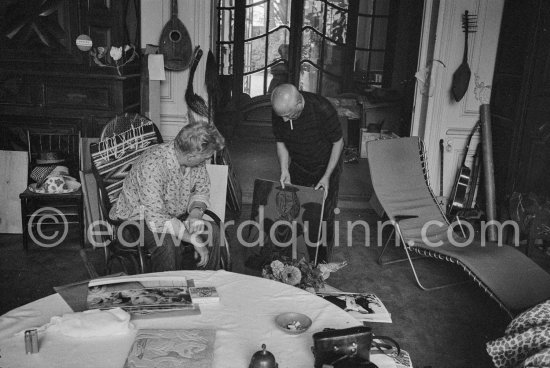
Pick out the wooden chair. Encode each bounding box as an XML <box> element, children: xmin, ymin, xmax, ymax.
<box><xmin>19</xmin><ymin>131</ymin><xmax>84</xmax><ymax>250</ymax></box>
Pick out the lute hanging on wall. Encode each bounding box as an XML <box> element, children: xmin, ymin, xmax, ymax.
<box><xmin>159</xmin><ymin>0</ymin><xmax>193</xmax><ymax>71</ymax></box>
<box><xmin>451</xmin><ymin>10</ymin><xmax>477</xmax><ymax>102</ymax></box>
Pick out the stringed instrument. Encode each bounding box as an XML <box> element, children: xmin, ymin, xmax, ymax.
<box><xmin>159</xmin><ymin>0</ymin><xmax>193</xmax><ymax>71</ymax></box>
<box><xmin>451</xmin><ymin>10</ymin><xmax>477</xmax><ymax>102</ymax></box>
<box><xmin>447</xmin><ymin>122</ymin><xmax>480</xmax><ymax>217</ymax></box>
<box><xmin>436</xmin><ymin>139</ymin><xmax>447</xmax><ymax>208</ymax></box>
<box><xmin>465</xmin><ymin>143</ymin><xmax>481</xmax><ymax>209</ymax></box>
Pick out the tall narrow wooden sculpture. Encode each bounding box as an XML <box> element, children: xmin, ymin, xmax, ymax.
<box><xmin>480</xmin><ymin>104</ymin><xmax>497</xmax><ymax>241</ymax></box>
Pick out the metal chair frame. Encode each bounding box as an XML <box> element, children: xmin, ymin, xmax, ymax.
<box><xmin>367</xmin><ymin>137</ymin><xmax>550</xmax><ymax>317</ymax></box>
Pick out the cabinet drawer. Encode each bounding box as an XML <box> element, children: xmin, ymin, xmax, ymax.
<box><xmin>0</xmin><ymin>76</ymin><xmax>40</xmax><ymax>106</ymax></box>
<box><xmin>45</xmin><ymin>85</ymin><xmax>111</xmax><ymax>109</ymax></box>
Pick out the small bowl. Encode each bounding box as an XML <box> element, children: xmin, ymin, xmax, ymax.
<box><xmin>275</xmin><ymin>312</ymin><xmax>312</xmax><ymax>334</ymax></box>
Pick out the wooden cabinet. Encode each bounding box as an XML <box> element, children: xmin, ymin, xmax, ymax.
<box><xmin>492</xmin><ymin>0</ymin><xmax>550</xmax><ymax>205</ymax></box>
<box><xmin>0</xmin><ymin>0</ymin><xmax>140</xmax><ymax>143</ymax></box>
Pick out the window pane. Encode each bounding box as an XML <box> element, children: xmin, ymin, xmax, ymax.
<box><xmin>268</xmin><ymin>60</ymin><xmax>289</xmax><ymax>93</ymax></box>
<box><xmin>303</xmin><ymin>0</ymin><xmax>325</xmax><ymax>33</ymax></box>
<box><xmin>270</xmin><ymin>0</ymin><xmax>291</xmax><ymax>27</ymax></box>
<box><xmin>321</xmin><ymin>72</ymin><xmax>341</xmax><ymax>97</ymax></box>
<box><xmin>372</xmin><ymin>18</ymin><xmax>388</xmax><ymax>49</ymax></box>
<box><xmin>356</xmin><ymin>15</ymin><xmax>372</xmax><ymax>49</ymax></box>
<box><xmin>246</xmin><ymin>3</ymin><xmax>267</xmax><ymax>38</ymax></box>
<box><xmin>300</xmin><ymin>63</ymin><xmax>319</xmax><ymax>93</ymax></box>
<box><xmin>244</xmin><ymin>69</ymin><xmax>267</xmax><ymax>97</ymax></box>
<box><xmin>354</xmin><ymin>50</ymin><xmax>369</xmax><ymax>73</ymax></box>
<box><xmin>328</xmin><ymin>0</ymin><xmax>348</xmax><ymax>10</ymax></box>
<box><xmin>244</xmin><ymin>37</ymin><xmax>266</xmax><ymax>73</ymax></box>
<box><xmin>358</xmin><ymin>0</ymin><xmax>374</xmax><ymax>15</ymax></box>
<box><xmin>354</xmin><ymin>50</ymin><xmax>384</xmax><ymax>85</ymax></box>
<box><xmin>370</xmin><ymin>51</ymin><xmax>385</xmax><ymax>73</ymax></box>
<box><xmin>219</xmin><ymin>44</ymin><xmax>233</xmax><ymax>75</ymax></box>
<box><xmin>326</xmin><ymin>5</ymin><xmax>347</xmax><ymax>43</ymax></box>
<box><xmin>375</xmin><ymin>0</ymin><xmax>391</xmax><ymax>16</ymax></box>
<box><xmin>323</xmin><ymin>39</ymin><xmax>344</xmax><ymax>77</ymax></box>
<box><xmin>268</xmin><ymin>28</ymin><xmax>290</xmax><ymax>63</ymax></box>
<box><xmin>219</xmin><ymin>9</ymin><xmax>234</xmax><ymax>42</ymax></box>
<box><xmin>302</xmin><ymin>28</ymin><xmax>322</xmax><ymax>65</ymax></box>
<box><xmin>219</xmin><ymin>0</ymin><xmax>234</xmax><ymax>7</ymax></box>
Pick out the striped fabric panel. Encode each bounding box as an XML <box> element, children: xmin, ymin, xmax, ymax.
<box><xmin>91</xmin><ymin>132</ymin><xmax>157</xmax><ymax>171</ymax></box>
<box><xmin>90</xmin><ymin>123</ymin><xmax>160</xmax><ymax>204</ymax></box>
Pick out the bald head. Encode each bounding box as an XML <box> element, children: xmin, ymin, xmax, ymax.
<box><xmin>271</xmin><ymin>84</ymin><xmax>304</xmax><ymax>121</ymax></box>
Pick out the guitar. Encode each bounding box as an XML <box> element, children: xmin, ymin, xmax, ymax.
<box><xmin>436</xmin><ymin>139</ymin><xmax>447</xmax><ymax>208</ymax></box>
<box><xmin>159</xmin><ymin>0</ymin><xmax>193</xmax><ymax>71</ymax></box>
<box><xmin>447</xmin><ymin>122</ymin><xmax>480</xmax><ymax>217</ymax></box>
<box><xmin>465</xmin><ymin>143</ymin><xmax>481</xmax><ymax>209</ymax></box>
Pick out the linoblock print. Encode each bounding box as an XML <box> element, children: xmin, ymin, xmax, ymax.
<box><xmin>246</xmin><ymin>178</ymin><xmax>325</xmax><ymax>262</ymax></box>
<box><xmin>124</xmin><ymin>329</ymin><xmax>215</xmax><ymax>368</ymax></box>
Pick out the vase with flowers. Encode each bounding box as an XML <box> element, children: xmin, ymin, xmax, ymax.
<box><xmin>262</xmin><ymin>256</ymin><xmax>347</xmax><ymax>292</ymax></box>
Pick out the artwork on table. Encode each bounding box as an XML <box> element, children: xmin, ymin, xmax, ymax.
<box><xmin>316</xmin><ymin>292</ymin><xmax>392</xmax><ymax>323</ymax></box>
<box><xmin>124</xmin><ymin>329</ymin><xmax>215</xmax><ymax>368</ymax></box>
<box><xmin>246</xmin><ymin>178</ymin><xmax>325</xmax><ymax>263</ymax></box>
<box><xmin>86</xmin><ymin>276</ymin><xmax>199</xmax><ymax>316</ymax></box>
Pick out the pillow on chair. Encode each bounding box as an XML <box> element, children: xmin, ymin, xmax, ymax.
<box><xmin>90</xmin><ymin>119</ymin><xmax>160</xmax><ymax>204</ymax></box>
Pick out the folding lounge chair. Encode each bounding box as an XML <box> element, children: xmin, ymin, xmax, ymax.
<box><xmin>367</xmin><ymin>137</ymin><xmax>550</xmax><ymax>316</ymax></box>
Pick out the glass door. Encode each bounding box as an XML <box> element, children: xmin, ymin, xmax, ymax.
<box><xmin>217</xmin><ymin>0</ymin><xmax>396</xmax><ymax>99</ymax></box>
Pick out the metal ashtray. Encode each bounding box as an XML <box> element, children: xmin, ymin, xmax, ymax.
<box><xmin>274</xmin><ymin>312</ymin><xmax>312</xmax><ymax>335</ymax></box>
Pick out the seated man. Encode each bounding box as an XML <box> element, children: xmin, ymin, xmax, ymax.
<box><xmin>109</xmin><ymin>119</ymin><xmax>225</xmax><ymax>272</ymax></box>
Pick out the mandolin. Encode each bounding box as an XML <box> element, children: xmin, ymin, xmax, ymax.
<box><xmin>159</xmin><ymin>0</ymin><xmax>193</xmax><ymax>71</ymax></box>
<box><xmin>451</xmin><ymin>10</ymin><xmax>477</xmax><ymax>102</ymax></box>
<box><xmin>447</xmin><ymin>122</ymin><xmax>480</xmax><ymax>217</ymax></box>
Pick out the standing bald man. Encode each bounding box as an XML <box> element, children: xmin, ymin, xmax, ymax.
<box><xmin>271</xmin><ymin>83</ymin><xmax>344</xmax><ymax>263</ymax></box>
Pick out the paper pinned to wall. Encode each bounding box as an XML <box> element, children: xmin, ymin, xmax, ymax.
<box><xmin>148</xmin><ymin>54</ymin><xmax>166</xmax><ymax>81</ymax></box>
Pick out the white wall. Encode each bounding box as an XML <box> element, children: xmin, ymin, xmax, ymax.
<box><xmin>411</xmin><ymin>0</ymin><xmax>504</xmax><ymax>198</ymax></box>
<box><xmin>141</xmin><ymin>0</ymin><xmax>214</xmax><ymax>140</ymax></box>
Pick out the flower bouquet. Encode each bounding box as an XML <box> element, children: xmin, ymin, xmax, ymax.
<box><xmin>262</xmin><ymin>257</ymin><xmax>347</xmax><ymax>291</ymax></box>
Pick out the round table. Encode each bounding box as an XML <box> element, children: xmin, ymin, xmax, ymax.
<box><xmin>0</xmin><ymin>270</ymin><xmax>396</xmax><ymax>368</ymax></box>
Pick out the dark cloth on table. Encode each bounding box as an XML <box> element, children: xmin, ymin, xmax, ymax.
<box><xmin>272</xmin><ymin>91</ymin><xmax>343</xmax><ymax>263</ymax></box>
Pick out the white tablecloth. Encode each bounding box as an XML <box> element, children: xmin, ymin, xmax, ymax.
<box><xmin>0</xmin><ymin>270</ymin><xmax>396</xmax><ymax>368</ymax></box>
